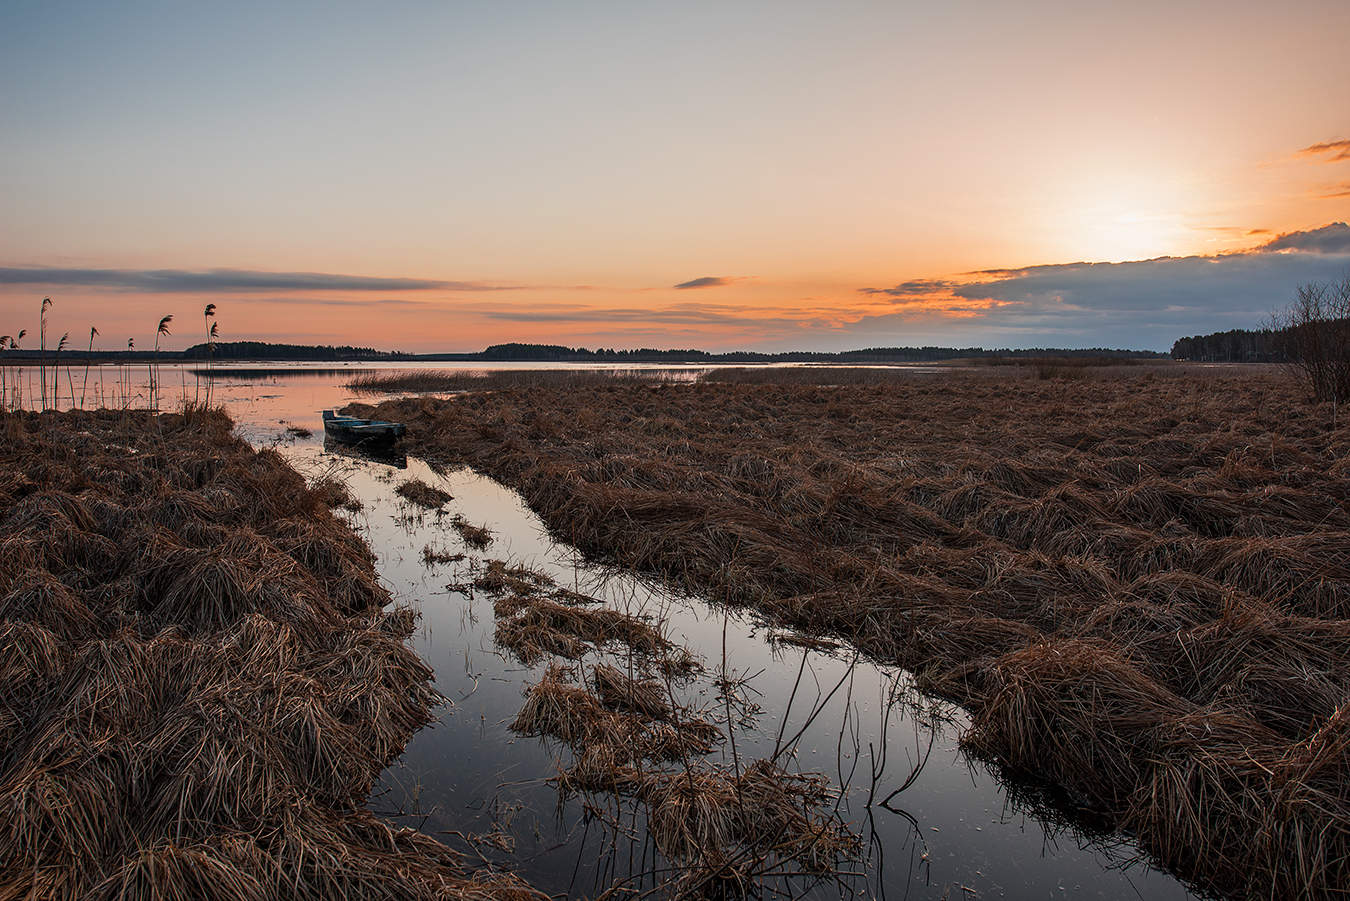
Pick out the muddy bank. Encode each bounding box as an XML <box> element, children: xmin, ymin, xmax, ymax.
<box><xmin>0</xmin><ymin>409</ymin><xmax>537</xmax><ymax>899</ymax></box>
<box><xmin>359</xmin><ymin>371</ymin><xmax>1350</xmax><ymax>899</ymax></box>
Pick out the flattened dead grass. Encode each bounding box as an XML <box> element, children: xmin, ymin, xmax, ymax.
<box><xmin>395</xmin><ymin>477</ymin><xmax>453</xmax><ymax>509</ymax></box>
<box><xmin>363</xmin><ymin>368</ymin><xmax>1350</xmax><ymax>898</ymax></box>
<box><xmin>0</xmin><ymin>409</ymin><xmax>538</xmax><ymax>900</ymax></box>
<box><xmin>474</xmin><ymin>558</ymin><xmax>858</xmax><ymax>889</ymax></box>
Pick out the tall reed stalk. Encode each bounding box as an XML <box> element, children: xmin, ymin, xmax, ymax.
<box><xmin>53</xmin><ymin>333</ymin><xmax>69</xmax><ymax>410</ymax></box>
<box><xmin>123</xmin><ymin>338</ymin><xmax>134</xmax><ymax>407</ymax></box>
<box><xmin>152</xmin><ymin>315</ymin><xmax>172</xmax><ymax>411</ymax></box>
<box><xmin>0</xmin><ymin>336</ymin><xmax>9</xmax><ymax>412</ymax></box>
<box><xmin>12</xmin><ymin>330</ymin><xmax>25</xmax><ymax>410</ymax></box>
<box><xmin>39</xmin><ymin>297</ymin><xmax>50</xmax><ymax>409</ymax></box>
<box><xmin>203</xmin><ymin>303</ymin><xmax>217</xmax><ymax>408</ymax></box>
<box><xmin>80</xmin><ymin>326</ymin><xmax>99</xmax><ymax>409</ymax></box>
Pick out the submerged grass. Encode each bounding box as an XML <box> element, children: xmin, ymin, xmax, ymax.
<box><xmin>361</xmin><ymin>368</ymin><xmax>1350</xmax><ymax>899</ymax></box>
<box><xmin>395</xmin><ymin>477</ymin><xmax>453</xmax><ymax>510</ymax></box>
<box><xmin>0</xmin><ymin>408</ymin><xmax>539</xmax><ymax>900</ymax></box>
<box><xmin>472</xmin><ymin>559</ymin><xmax>859</xmax><ymax>891</ymax></box>
<box><xmin>450</xmin><ymin>515</ymin><xmax>494</xmax><ymax>549</ymax></box>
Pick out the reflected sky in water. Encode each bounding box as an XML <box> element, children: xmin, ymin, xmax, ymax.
<box><xmin>36</xmin><ymin>362</ymin><xmax>1197</xmax><ymax>899</ymax></box>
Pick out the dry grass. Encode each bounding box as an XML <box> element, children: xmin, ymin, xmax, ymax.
<box><xmin>361</xmin><ymin>367</ymin><xmax>1350</xmax><ymax>899</ymax></box>
<box><xmin>0</xmin><ymin>408</ymin><xmax>539</xmax><ymax>900</ymax></box>
<box><xmin>475</xmin><ymin>560</ymin><xmax>693</xmax><ymax>669</ymax></box>
<box><xmin>701</xmin><ymin>366</ymin><xmax>947</xmax><ymax>385</ymax></box>
<box><xmin>702</xmin><ymin>359</ymin><xmax>1182</xmax><ymax>386</ymax></box>
<box><xmin>347</xmin><ymin>369</ymin><xmax>677</xmax><ymax>395</ymax></box>
<box><xmin>421</xmin><ymin>544</ymin><xmax>465</xmax><ymax>566</ymax></box>
<box><xmin>395</xmin><ymin>477</ymin><xmax>453</xmax><ymax>509</ymax></box>
<box><xmin>473</xmin><ymin>559</ymin><xmax>858</xmax><ymax>889</ymax></box>
<box><xmin>451</xmin><ymin>515</ymin><xmax>494</xmax><ymax>549</ymax></box>
<box><xmin>506</xmin><ymin>662</ymin><xmax>857</xmax><ymax>890</ymax></box>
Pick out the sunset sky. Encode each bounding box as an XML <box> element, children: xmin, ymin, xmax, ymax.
<box><xmin>3</xmin><ymin>0</ymin><xmax>1349</xmax><ymax>352</ymax></box>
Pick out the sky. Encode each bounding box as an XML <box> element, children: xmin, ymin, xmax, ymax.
<box><xmin>2</xmin><ymin>0</ymin><xmax>1349</xmax><ymax>353</ymax></box>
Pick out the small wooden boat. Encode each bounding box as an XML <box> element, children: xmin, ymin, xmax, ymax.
<box><xmin>322</xmin><ymin>410</ymin><xmax>406</xmax><ymax>444</ymax></box>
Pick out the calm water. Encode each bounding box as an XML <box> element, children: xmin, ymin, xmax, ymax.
<box><xmin>43</xmin><ymin>363</ymin><xmax>1196</xmax><ymax>899</ymax></box>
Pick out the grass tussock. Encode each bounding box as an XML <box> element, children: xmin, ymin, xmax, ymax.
<box><xmin>364</xmin><ymin>368</ymin><xmax>1350</xmax><ymax>899</ymax></box>
<box><xmin>475</xmin><ymin>560</ymin><xmax>694</xmax><ymax>670</ymax></box>
<box><xmin>451</xmin><ymin>515</ymin><xmax>494</xmax><ymax>549</ymax></box>
<box><xmin>0</xmin><ymin>408</ymin><xmax>539</xmax><ymax>900</ymax></box>
<box><xmin>421</xmin><ymin>544</ymin><xmax>465</xmax><ymax>566</ymax></box>
<box><xmin>395</xmin><ymin>477</ymin><xmax>453</xmax><ymax>509</ymax></box>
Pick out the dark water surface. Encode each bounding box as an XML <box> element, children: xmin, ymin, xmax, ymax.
<box><xmin>89</xmin><ymin>363</ymin><xmax>1197</xmax><ymax>899</ymax></box>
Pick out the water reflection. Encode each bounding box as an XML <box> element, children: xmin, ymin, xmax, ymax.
<box><xmin>322</xmin><ymin>436</ymin><xmax>409</xmax><ymax>468</ymax></box>
<box><xmin>23</xmin><ymin>362</ymin><xmax>1196</xmax><ymax>899</ymax></box>
<box><xmin>276</xmin><ymin>449</ymin><xmax>1191</xmax><ymax>900</ymax></box>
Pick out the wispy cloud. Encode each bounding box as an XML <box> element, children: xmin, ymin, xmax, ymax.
<box><xmin>858</xmin><ymin>278</ymin><xmax>960</xmax><ymax>297</ymax></box>
<box><xmin>484</xmin><ymin>302</ymin><xmax>795</xmax><ymax>327</ymax></box>
<box><xmin>1318</xmin><ymin>183</ymin><xmax>1350</xmax><ymax>199</ymax></box>
<box><xmin>0</xmin><ymin>267</ymin><xmax>520</xmax><ymax>293</ymax></box>
<box><xmin>1299</xmin><ymin>139</ymin><xmax>1350</xmax><ymax>162</ymax></box>
<box><xmin>673</xmin><ymin>276</ymin><xmax>742</xmax><ymax>289</ymax></box>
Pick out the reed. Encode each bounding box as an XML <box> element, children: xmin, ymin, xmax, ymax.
<box><xmin>151</xmin><ymin>314</ymin><xmax>172</xmax><ymax>411</ymax></box>
<box><xmin>0</xmin><ymin>335</ymin><xmax>9</xmax><ymax>412</ymax></box>
<box><xmin>79</xmin><ymin>327</ymin><xmax>99</xmax><ymax>409</ymax></box>
<box><xmin>52</xmin><ymin>332</ymin><xmax>69</xmax><ymax>409</ymax></box>
<box><xmin>38</xmin><ymin>296</ymin><xmax>50</xmax><ymax>409</ymax></box>
<box><xmin>200</xmin><ymin>303</ymin><xmax>217</xmax><ymax>407</ymax></box>
<box><xmin>8</xmin><ymin>330</ymin><xmax>26</xmax><ymax>410</ymax></box>
<box><xmin>362</xmin><ymin>367</ymin><xmax>1350</xmax><ymax>898</ymax></box>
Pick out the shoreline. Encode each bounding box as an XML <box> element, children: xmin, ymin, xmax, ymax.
<box><xmin>0</xmin><ymin>408</ymin><xmax>538</xmax><ymax>898</ymax></box>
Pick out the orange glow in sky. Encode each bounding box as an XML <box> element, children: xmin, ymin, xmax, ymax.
<box><xmin>2</xmin><ymin>2</ymin><xmax>1349</xmax><ymax>351</ymax></box>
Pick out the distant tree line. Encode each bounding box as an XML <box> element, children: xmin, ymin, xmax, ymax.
<box><xmin>181</xmin><ymin>341</ymin><xmax>396</xmax><ymax>361</ymax></box>
<box><xmin>1170</xmin><ymin>329</ymin><xmax>1285</xmax><ymax>363</ymax></box>
<box><xmin>2</xmin><ymin>338</ymin><xmax>1166</xmax><ymax>365</ymax></box>
<box><xmin>470</xmin><ymin>342</ymin><xmax>1166</xmax><ymax>363</ymax></box>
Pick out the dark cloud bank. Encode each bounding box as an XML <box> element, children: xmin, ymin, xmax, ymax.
<box><xmin>858</xmin><ymin>223</ymin><xmax>1350</xmax><ymax>350</ymax></box>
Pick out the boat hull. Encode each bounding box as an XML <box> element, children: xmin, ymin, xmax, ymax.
<box><xmin>321</xmin><ymin>410</ymin><xmax>406</xmax><ymax>445</ymax></box>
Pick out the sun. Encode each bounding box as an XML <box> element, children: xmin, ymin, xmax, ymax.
<box><xmin>1041</xmin><ymin>172</ymin><xmax>1200</xmax><ymax>263</ymax></box>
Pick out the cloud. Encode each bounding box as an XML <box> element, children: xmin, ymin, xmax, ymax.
<box><xmin>858</xmin><ymin>278</ymin><xmax>959</xmax><ymax>297</ymax></box>
<box><xmin>674</xmin><ymin>276</ymin><xmax>737</xmax><ymax>289</ymax></box>
<box><xmin>0</xmin><ymin>267</ymin><xmax>519</xmax><ymax>293</ymax></box>
<box><xmin>483</xmin><ymin>302</ymin><xmax>796</xmax><ymax>327</ymax></box>
<box><xmin>1318</xmin><ymin>183</ymin><xmax>1350</xmax><ymax>199</ymax></box>
<box><xmin>1259</xmin><ymin>222</ymin><xmax>1350</xmax><ymax>254</ymax></box>
<box><xmin>855</xmin><ymin>222</ymin><xmax>1350</xmax><ymax>350</ymax></box>
<box><xmin>1300</xmin><ymin>139</ymin><xmax>1350</xmax><ymax>162</ymax></box>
